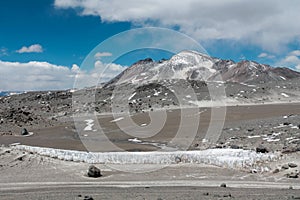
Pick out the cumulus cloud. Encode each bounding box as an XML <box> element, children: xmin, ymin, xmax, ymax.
<box><xmin>277</xmin><ymin>50</ymin><xmax>300</xmax><ymax>71</ymax></box>
<box><xmin>54</xmin><ymin>0</ymin><xmax>300</xmax><ymax>52</ymax></box>
<box><xmin>290</xmin><ymin>50</ymin><xmax>300</xmax><ymax>57</ymax></box>
<box><xmin>74</xmin><ymin>60</ymin><xmax>125</xmax><ymax>88</ymax></box>
<box><xmin>16</xmin><ymin>44</ymin><xmax>43</xmax><ymax>53</ymax></box>
<box><xmin>284</xmin><ymin>55</ymin><xmax>300</xmax><ymax>63</ymax></box>
<box><xmin>0</xmin><ymin>60</ymin><xmax>125</xmax><ymax>91</ymax></box>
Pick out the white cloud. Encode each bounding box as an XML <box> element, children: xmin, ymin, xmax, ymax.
<box><xmin>258</xmin><ymin>53</ymin><xmax>268</xmax><ymax>58</ymax></box>
<box><xmin>284</xmin><ymin>55</ymin><xmax>300</xmax><ymax>63</ymax></box>
<box><xmin>16</xmin><ymin>44</ymin><xmax>43</xmax><ymax>53</ymax></box>
<box><xmin>290</xmin><ymin>50</ymin><xmax>300</xmax><ymax>57</ymax></box>
<box><xmin>94</xmin><ymin>52</ymin><xmax>112</xmax><ymax>59</ymax></box>
<box><xmin>55</xmin><ymin>0</ymin><xmax>300</xmax><ymax>52</ymax></box>
<box><xmin>95</xmin><ymin>60</ymin><xmax>123</xmax><ymax>76</ymax></box>
<box><xmin>276</xmin><ymin>50</ymin><xmax>300</xmax><ymax>71</ymax></box>
<box><xmin>71</xmin><ymin>64</ymin><xmax>80</xmax><ymax>72</ymax></box>
<box><xmin>258</xmin><ymin>52</ymin><xmax>275</xmax><ymax>59</ymax></box>
<box><xmin>0</xmin><ymin>60</ymin><xmax>125</xmax><ymax>91</ymax></box>
<box><xmin>74</xmin><ymin>60</ymin><xmax>125</xmax><ymax>87</ymax></box>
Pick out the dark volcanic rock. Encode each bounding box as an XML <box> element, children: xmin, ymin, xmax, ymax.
<box><xmin>83</xmin><ymin>196</ymin><xmax>94</xmax><ymax>200</ymax></box>
<box><xmin>282</xmin><ymin>164</ymin><xmax>290</xmax><ymax>170</ymax></box>
<box><xmin>220</xmin><ymin>183</ymin><xmax>227</xmax><ymax>188</ymax></box>
<box><xmin>283</xmin><ymin>122</ymin><xmax>291</xmax><ymax>126</ymax></box>
<box><xmin>288</xmin><ymin>163</ymin><xmax>298</xmax><ymax>168</ymax></box>
<box><xmin>21</xmin><ymin>128</ymin><xmax>29</xmax><ymax>136</ymax></box>
<box><xmin>286</xmin><ymin>172</ymin><xmax>299</xmax><ymax>178</ymax></box>
<box><xmin>175</xmin><ymin>156</ymin><xmax>182</xmax><ymax>163</ymax></box>
<box><xmin>87</xmin><ymin>165</ymin><xmax>101</xmax><ymax>178</ymax></box>
<box><xmin>256</xmin><ymin>146</ymin><xmax>269</xmax><ymax>153</ymax></box>
<box><xmin>282</xmin><ymin>147</ymin><xmax>300</xmax><ymax>154</ymax></box>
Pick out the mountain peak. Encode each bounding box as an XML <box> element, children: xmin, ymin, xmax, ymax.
<box><xmin>105</xmin><ymin>50</ymin><xmax>300</xmax><ymax>86</ymax></box>
<box><xmin>132</xmin><ymin>58</ymin><xmax>154</xmax><ymax>66</ymax></box>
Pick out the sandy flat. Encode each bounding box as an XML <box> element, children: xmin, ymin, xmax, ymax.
<box><xmin>2</xmin><ymin>103</ymin><xmax>300</xmax><ymax>152</ymax></box>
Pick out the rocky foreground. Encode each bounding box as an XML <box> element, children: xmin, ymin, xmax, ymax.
<box><xmin>0</xmin><ymin>145</ymin><xmax>300</xmax><ymax>200</ymax></box>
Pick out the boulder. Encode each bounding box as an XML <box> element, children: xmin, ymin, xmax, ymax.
<box><xmin>175</xmin><ymin>156</ymin><xmax>181</xmax><ymax>163</ymax></box>
<box><xmin>283</xmin><ymin>122</ymin><xmax>291</xmax><ymax>126</ymax></box>
<box><xmin>84</xmin><ymin>196</ymin><xmax>94</xmax><ymax>200</ymax></box>
<box><xmin>220</xmin><ymin>183</ymin><xmax>227</xmax><ymax>188</ymax></box>
<box><xmin>282</xmin><ymin>164</ymin><xmax>289</xmax><ymax>170</ymax></box>
<box><xmin>21</xmin><ymin>128</ymin><xmax>29</xmax><ymax>136</ymax></box>
<box><xmin>282</xmin><ymin>147</ymin><xmax>298</xmax><ymax>154</ymax></box>
<box><xmin>256</xmin><ymin>146</ymin><xmax>268</xmax><ymax>153</ymax></box>
<box><xmin>87</xmin><ymin>165</ymin><xmax>101</xmax><ymax>178</ymax></box>
<box><xmin>288</xmin><ymin>163</ymin><xmax>298</xmax><ymax>168</ymax></box>
<box><xmin>286</xmin><ymin>172</ymin><xmax>299</xmax><ymax>179</ymax></box>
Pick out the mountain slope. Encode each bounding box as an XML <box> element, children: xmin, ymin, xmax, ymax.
<box><xmin>105</xmin><ymin>50</ymin><xmax>300</xmax><ymax>87</ymax></box>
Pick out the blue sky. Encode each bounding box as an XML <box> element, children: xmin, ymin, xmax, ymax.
<box><xmin>1</xmin><ymin>0</ymin><xmax>300</xmax><ymax>91</ymax></box>
<box><xmin>0</xmin><ymin>0</ymin><xmax>131</xmax><ymax>66</ymax></box>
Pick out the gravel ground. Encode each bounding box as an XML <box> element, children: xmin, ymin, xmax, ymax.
<box><xmin>0</xmin><ymin>147</ymin><xmax>300</xmax><ymax>200</ymax></box>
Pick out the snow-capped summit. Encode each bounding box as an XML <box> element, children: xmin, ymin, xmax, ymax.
<box><xmin>105</xmin><ymin>50</ymin><xmax>300</xmax><ymax>86</ymax></box>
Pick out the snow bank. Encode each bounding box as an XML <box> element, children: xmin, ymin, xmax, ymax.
<box><xmin>14</xmin><ymin>145</ymin><xmax>279</xmax><ymax>170</ymax></box>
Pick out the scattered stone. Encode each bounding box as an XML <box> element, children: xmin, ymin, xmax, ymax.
<box><xmin>288</xmin><ymin>163</ymin><xmax>298</xmax><ymax>168</ymax></box>
<box><xmin>273</xmin><ymin>168</ymin><xmax>280</xmax><ymax>174</ymax></box>
<box><xmin>282</xmin><ymin>147</ymin><xmax>298</xmax><ymax>154</ymax></box>
<box><xmin>220</xmin><ymin>183</ymin><xmax>227</xmax><ymax>188</ymax></box>
<box><xmin>17</xmin><ymin>155</ymin><xmax>25</xmax><ymax>161</ymax></box>
<box><xmin>289</xmin><ymin>186</ymin><xmax>293</xmax><ymax>190</ymax></box>
<box><xmin>283</xmin><ymin>122</ymin><xmax>291</xmax><ymax>126</ymax></box>
<box><xmin>83</xmin><ymin>196</ymin><xmax>94</xmax><ymax>200</ymax></box>
<box><xmin>223</xmin><ymin>193</ymin><xmax>232</xmax><ymax>197</ymax></box>
<box><xmin>87</xmin><ymin>165</ymin><xmax>102</xmax><ymax>178</ymax></box>
<box><xmin>286</xmin><ymin>172</ymin><xmax>299</xmax><ymax>178</ymax></box>
<box><xmin>230</xmin><ymin>144</ymin><xmax>240</xmax><ymax>149</ymax></box>
<box><xmin>175</xmin><ymin>156</ymin><xmax>182</xmax><ymax>163</ymax></box>
<box><xmin>256</xmin><ymin>146</ymin><xmax>268</xmax><ymax>153</ymax></box>
<box><xmin>247</xmin><ymin>128</ymin><xmax>254</xmax><ymax>132</ymax></box>
<box><xmin>282</xmin><ymin>164</ymin><xmax>289</xmax><ymax>170</ymax></box>
<box><xmin>21</xmin><ymin>128</ymin><xmax>29</xmax><ymax>136</ymax></box>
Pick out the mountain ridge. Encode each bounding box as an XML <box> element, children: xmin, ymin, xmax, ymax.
<box><xmin>105</xmin><ymin>50</ymin><xmax>300</xmax><ymax>87</ymax></box>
